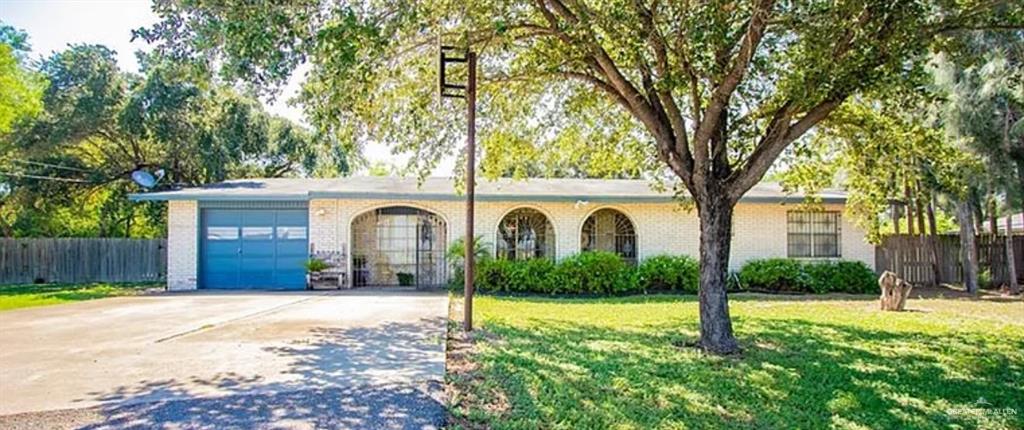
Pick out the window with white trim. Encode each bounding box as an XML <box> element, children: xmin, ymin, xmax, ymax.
<box><xmin>787</xmin><ymin>211</ymin><xmax>841</xmax><ymax>258</ymax></box>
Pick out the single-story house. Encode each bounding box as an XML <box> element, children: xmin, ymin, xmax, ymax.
<box><xmin>130</xmin><ymin>176</ymin><xmax>874</xmax><ymax>290</ymax></box>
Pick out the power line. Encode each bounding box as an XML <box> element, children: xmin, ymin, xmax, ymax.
<box><xmin>5</xmin><ymin>159</ymin><xmax>93</xmax><ymax>173</ymax></box>
<box><xmin>0</xmin><ymin>171</ymin><xmax>91</xmax><ymax>183</ymax></box>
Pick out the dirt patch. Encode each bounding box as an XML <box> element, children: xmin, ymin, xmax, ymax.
<box><xmin>910</xmin><ymin>285</ymin><xmax>1022</xmax><ymax>302</ymax></box>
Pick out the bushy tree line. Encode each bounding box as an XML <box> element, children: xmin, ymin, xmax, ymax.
<box><xmin>0</xmin><ymin>23</ymin><xmax>350</xmax><ymax>238</ymax></box>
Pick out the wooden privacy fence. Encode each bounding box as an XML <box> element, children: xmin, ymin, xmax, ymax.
<box><xmin>876</xmin><ymin>234</ymin><xmax>1024</xmax><ymax>286</ymax></box>
<box><xmin>0</xmin><ymin>238</ymin><xmax>167</xmax><ymax>285</ymax></box>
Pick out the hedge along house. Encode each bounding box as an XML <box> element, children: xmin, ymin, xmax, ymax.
<box><xmin>130</xmin><ymin>176</ymin><xmax>875</xmax><ymax>291</ymax></box>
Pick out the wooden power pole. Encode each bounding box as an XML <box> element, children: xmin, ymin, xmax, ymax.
<box><xmin>439</xmin><ymin>45</ymin><xmax>477</xmax><ymax>331</ymax></box>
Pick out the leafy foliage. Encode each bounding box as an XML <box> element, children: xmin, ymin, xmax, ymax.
<box><xmin>303</xmin><ymin>258</ymin><xmax>330</xmax><ymax>273</ymax></box>
<box><xmin>737</xmin><ymin>258</ymin><xmax>812</xmax><ymax>292</ymax></box>
<box><xmin>0</xmin><ymin>23</ymin><xmax>45</xmax><ymax>135</ymax></box>
<box><xmin>446</xmin><ymin>235</ymin><xmax>494</xmax><ymax>288</ymax></box>
<box><xmin>0</xmin><ymin>42</ymin><xmax>350</xmax><ymax>237</ymax></box>
<box><xmin>475</xmin><ymin>257</ymin><xmax>558</xmax><ymax>294</ymax></box>
<box><xmin>634</xmin><ymin>255</ymin><xmax>700</xmax><ymax>293</ymax></box>
<box><xmin>738</xmin><ymin>258</ymin><xmax>876</xmax><ymax>294</ymax></box>
<box><xmin>551</xmin><ymin>251</ymin><xmax>632</xmax><ymax>294</ymax></box>
<box><xmin>473</xmin><ymin>253</ymin><xmax>869</xmax><ymax>295</ymax></box>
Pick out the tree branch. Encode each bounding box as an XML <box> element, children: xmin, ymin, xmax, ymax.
<box><xmin>727</xmin><ymin>98</ymin><xmax>843</xmax><ymax>202</ymax></box>
<box><xmin>692</xmin><ymin>0</ymin><xmax>775</xmax><ymax>183</ymax></box>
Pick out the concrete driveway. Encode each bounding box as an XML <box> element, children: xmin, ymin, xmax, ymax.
<box><xmin>0</xmin><ymin>289</ymin><xmax>448</xmax><ymax>429</ymax></box>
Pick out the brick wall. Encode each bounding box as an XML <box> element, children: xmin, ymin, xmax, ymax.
<box><xmin>166</xmin><ymin>200</ymin><xmax>198</xmax><ymax>290</ymax></box>
<box><xmin>167</xmin><ymin>198</ymin><xmax>876</xmax><ymax>289</ymax></box>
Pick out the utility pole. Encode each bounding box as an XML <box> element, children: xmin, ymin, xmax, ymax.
<box><xmin>439</xmin><ymin>45</ymin><xmax>477</xmax><ymax>331</ymax></box>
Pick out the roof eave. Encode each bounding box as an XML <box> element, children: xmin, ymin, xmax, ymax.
<box><xmin>130</xmin><ymin>190</ymin><xmax>847</xmax><ymax>204</ymax></box>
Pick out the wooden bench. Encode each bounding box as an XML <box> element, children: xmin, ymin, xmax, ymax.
<box><xmin>308</xmin><ymin>249</ymin><xmax>348</xmax><ymax>290</ymax></box>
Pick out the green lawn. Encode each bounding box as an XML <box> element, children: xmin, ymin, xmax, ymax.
<box><xmin>447</xmin><ymin>293</ymin><xmax>1024</xmax><ymax>430</ymax></box>
<box><xmin>0</xmin><ymin>282</ymin><xmax>159</xmax><ymax>311</ymax></box>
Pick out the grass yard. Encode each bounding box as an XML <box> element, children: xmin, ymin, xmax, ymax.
<box><xmin>0</xmin><ymin>282</ymin><xmax>159</xmax><ymax>311</ymax></box>
<box><xmin>447</xmin><ymin>293</ymin><xmax>1023</xmax><ymax>430</ymax></box>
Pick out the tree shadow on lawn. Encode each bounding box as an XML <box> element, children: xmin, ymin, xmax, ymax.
<box><xmin>7</xmin><ymin>318</ymin><xmax>447</xmax><ymax>430</ymax></box>
<box><xmin>463</xmin><ymin>317</ymin><xmax>1023</xmax><ymax>429</ymax></box>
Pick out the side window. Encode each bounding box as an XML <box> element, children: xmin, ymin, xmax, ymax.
<box><xmin>787</xmin><ymin>211</ymin><xmax>841</xmax><ymax>258</ymax></box>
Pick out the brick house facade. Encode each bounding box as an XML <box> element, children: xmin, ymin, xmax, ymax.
<box><xmin>140</xmin><ymin>177</ymin><xmax>874</xmax><ymax>290</ymax></box>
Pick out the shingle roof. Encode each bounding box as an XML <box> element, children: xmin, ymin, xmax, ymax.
<box><xmin>128</xmin><ymin>176</ymin><xmax>848</xmax><ymax>203</ymax></box>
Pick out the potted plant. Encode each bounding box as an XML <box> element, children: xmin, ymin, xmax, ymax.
<box><xmin>304</xmin><ymin>258</ymin><xmax>330</xmax><ymax>286</ymax></box>
<box><xmin>397</xmin><ymin>272</ymin><xmax>415</xmax><ymax>287</ymax></box>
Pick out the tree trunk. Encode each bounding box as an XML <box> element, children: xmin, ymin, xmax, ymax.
<box><xmin>892</xmin><ymin>203</ymin><xmax>901</xmax><ymax>235</ymax></box>
<box><xmin>927</xmin><ymin>195</ymin><xmax>942</xmax><ymax>284</ymax></box>
<box><xmin>972</xmin><ymin>192</ymin><xmax>985</xmax><ymax>233</ymax></box>
<box><xmin>879</xmin><ymin>271</ymin><xmax>913</xmax><ymax>311</ymax></box>
<box><xmin>957</xmin><ymin>200</ymin><xmax>979</xmax><ymax>294</ymax></box>
<box><xmin>905</xmin><ymin>185</ymin><xmax>915</xmax><ymax>236</ymax></box>
<box><xmin>1006</xmin><ymin>215</ymin><xmax>1019</xmax><ymax>295</ymax></box>
<box><xmin>915</xmin><ymin>183</ymin><xmax>926</xmax><ymax>237</ymax></box>
<box><xmin>695</xmin><ymin>198</ymin><xmax>740</xmax><ymax>355</ymax></box>
<box><xmin>989</xmin><ymin>199</ymin><xmax>999</xmax><ymax>235</ymax></box>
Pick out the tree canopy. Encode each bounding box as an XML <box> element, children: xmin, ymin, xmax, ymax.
<box><xmin>0</xmin><ymin>42</ymin><xmax>349</xmax><ymax>237</ymax></box>
<box><xmin>0</xmin><ymin>23</ymin><xmax>45</xmax><ymax>135</ymax></box>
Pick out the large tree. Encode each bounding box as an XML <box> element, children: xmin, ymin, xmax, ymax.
<box><xmin>1</xmin><ymin>44</ymin><xmax>349</xmax><ymax>237</ymax></box>
<box><xmin>0</xmin><ymin>23</ymin><xmax>45</xmax><ymax>135</ymax></box>
<box><xmin>139</xmin><ymin>0</ymin><xmax>1021</xmax><ymax>353</ymax></box>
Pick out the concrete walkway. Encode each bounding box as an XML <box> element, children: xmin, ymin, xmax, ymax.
<box><xmin>0</xmin><ymin>289</ymin><xmax>448</xmax><ymax>429</ymax></box>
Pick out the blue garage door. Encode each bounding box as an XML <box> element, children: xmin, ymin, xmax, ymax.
<box><xmin>201</xmin><ymin>207</ymin><xmax>309</xmax><ymax>289</ymax></box>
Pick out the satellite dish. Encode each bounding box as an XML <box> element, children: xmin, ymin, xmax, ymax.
<box><xmin>131</xmin><ymin>169</ymin><xmax>161</xmax><ymax>188</ymax></box>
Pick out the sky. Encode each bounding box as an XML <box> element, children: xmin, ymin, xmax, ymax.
<box><xmin>0</xmin><ymin>0</ymin><xmax>439</xmax><ymax>175</ymax></box>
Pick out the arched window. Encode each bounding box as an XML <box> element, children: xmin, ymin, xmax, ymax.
<box><xmin>497</xmin><ymin>208</ymin><xmax>555</xmax><ymax>260</ymax></box>
<box><xmin>581</xmin><ymin>209</ymin><xmax>637</xmax><ymax>265</ymax></box>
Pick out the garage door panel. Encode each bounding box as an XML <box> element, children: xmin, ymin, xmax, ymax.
<box><xmin>205</xmin><ymin>241</ymin><xmax>238</xmax><ymax>254</ymax></box>
<box><xmin>201</xmin><ymin>206</ymin><xmax>308</xmax><ymax>290</ymax></box>
<box><xmin>275</xmin><ymin>269</ymin><xmax>306</xmax><ymax>287</ymax></box>
<box><xmin>241</xmin><ymin>244</ymin><xmax>275</xmax><ymax>257</ymax></box>
<box><xmin>275</xmin><ymin>240</ymin><xmax>307</xmax><ymax>254</ymax></box>
<box><xmin>275</xmin><ymin>257</ymin><xmax>306</xmax><ymax>271</ymax></box>
<box><xmin>275</xmin><ymin>210</ymin><xmax>307</xmax><ymax>225</ymax></box>
<box><xmin>205</xmin><ymin>210</ymin><xmax>242</xmax><ymax>226</ymax></box>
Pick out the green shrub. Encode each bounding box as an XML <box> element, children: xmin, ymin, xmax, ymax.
<box><xmin>552</xmin><ymin>252</ymin><xmax>634</xmax><ymax>294</ymax></box>
<box><xmin>738</xmin><ymin>258</ymin><xmax>810</xmax><ymax>292</ymax></box>
<box><xmin>470</xmin><ymin>254</ymin><xmax>874</xmax><ymax>296</ymax></box>
<box><xmin>475</xmin><ymin>259</ymin><xmax>514</xmax><ymax>292</ymax></box>
<box><xmin>978</xmin><ymin>269</ymin><xmax>993</xmax><ymax>289</ymax></box>
<box><xmin>511</xmin><ymin>258</ymin><xmax>558</xmax><ymax>293</ymax></box>
<box><xmin>635</xmin><ymin>255</ymin><xmax>699</xmax><ymax>293</ymax></box>
<box><xmin>397</xmin><ymin>272</ymin><xmax>415</xmax><ymax>286</ymax></box>
<box><xmin>739</xmin><ymin>258</ymin><xmax>877</xmax><ymax>294</ymax></box>
<box><xmin>447</xmin><ymin>236</ymin><xmax>492</xmax><ymax>290</ymax></box>
<box><xmin>475</xmin><ymin>258</ymin><xmax>557</xmax><ymax>293</ymax></box>
<box><xmin>303</xmin><ymin>258</ymin><xmax>330</xmax><ymax>273</ymax></box>
<box><xmin>806</xmin><ymin>261</ymin><xmax>877</xmax><ymax>294</ymax></box>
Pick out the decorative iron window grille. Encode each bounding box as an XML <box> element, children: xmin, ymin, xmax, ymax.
<box><xmin>497</xmin><ymin>208</ymin><xmax>555</xmax><ymax>260</ymax></box>
<box><xmin>787</xmin><ymin>211</ymin><xmax>841</xmax><ymax>258</ymax></box>
<box><xmin>581</xmin><ymin>209</ymin><xmax>637</xmax><ymax>265</ymax></box>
